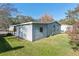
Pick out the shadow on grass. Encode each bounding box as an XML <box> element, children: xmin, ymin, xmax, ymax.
<box><xmin>0</xmin><ymin>34</ymin><xmax>24</xmax><ymax>53</ymax></box>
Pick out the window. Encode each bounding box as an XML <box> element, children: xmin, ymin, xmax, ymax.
<box><xmin>40</xmin><ymin>27</ymin><xmax>43</xmax><ymax>32</ymax></box>
<box><xmin>14</xmin><ymin>26</ymin><xmax>16</xmax><ymax>32</ymax></box>
<box><xmin>53</xmin><ymin>25</ymin><xmax>55</xmax><ymax>28</ymax></box>
<box><xmin>53</xmin><ymin>25</ymin><xmax>56</xmax><ymax>31</ymax></box>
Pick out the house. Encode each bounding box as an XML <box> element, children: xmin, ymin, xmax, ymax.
<box><xmin>9</xmin><ymin>25</ymin><xmax>16</xmax><ymax>32</ymax></box>
<box><xmin>11</xmin><ymin>21</ymin><xmax>61</xmax><ymax>41</ymax></box>
<box><xmin>61</xmin><ymin>24</ymin><xmax>73</xmax><ymax>33</ymax></box>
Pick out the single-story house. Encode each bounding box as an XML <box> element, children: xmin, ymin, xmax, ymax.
<box><xmin>9</xmin><ymin>21</ymin><xmax>61</xmax><ymax>41</ymax></box>
<box><xmin>61</xmin><ymin>24</ymin><xmax>73</xmax><ymax>33</ymax></box>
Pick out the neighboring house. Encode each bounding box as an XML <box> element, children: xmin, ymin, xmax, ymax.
<box><xmin>61</xmin><ymin>24</ymin><xmax>73</xmax><ymax>33</ymax></box>
<box><xmin>8</xmin><ymin>25</ymin><xmax>16</xmax><ymax>35</ymax></box>
<box><xmin>9</xmin><ymin>21</ymin><xmax>61</xmax><ymax>41</ymax></box>
<box><xmin>9</xmin><ymin>25</ymin><xmax>16</xmax><ymax>32</ymax></box>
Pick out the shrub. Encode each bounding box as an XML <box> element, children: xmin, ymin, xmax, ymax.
<box><xmin>67</xmin><ymin>22</ymin><xmax>79</xmax><ymax>51</ymax></box>
<box><xmin>6</xmin><ymin>33</ymin><xmax>13</xmax><ymax>36</ymax></box>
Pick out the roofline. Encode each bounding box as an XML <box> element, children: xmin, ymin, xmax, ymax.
<box><xmin>15</xmin><ymin>21</ymin><xmax>60</xmax><ymax>26</ymax></box>
<box><xmin>53</xmin><ymin>21</ymin><xmax>61</xmax><ymax>25</ymax></box>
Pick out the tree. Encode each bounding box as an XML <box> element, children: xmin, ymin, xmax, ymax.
<box><xmin>66</xmin><ymin>4</ymin><xmax>79</xmax><ymax>21</ymax></box>
<box><xmin>67</xmin><ymin>21</ymin><xmax>79</xmax><ymax>51</ymax></box>
<box><xmin>64</xmin><ymin>5</ymin><xmax>79</xmax><ymax>51</ymax></box>
<box><xmin>66</xmin><ymin>10</ymin><xmax>77</xmax><ymax>24</ymax></box>
<box><xmin>0</xmin><ymin>3</ymin><xmax>18</xmax><ymax>29</ymax></box>
<box><xmin>12</xmin><ymin>14</ymin><xmax>34</xmax><ymax>24</ymax></box>
<box><xmin>59</xmin><ymin>18</ymin><xmax>77</xmax><ymax>25</ymax></box>
<box><xmin>59</xmin><ymin>19</ymin><xmax>67</xmax><ymax>25</ymax></box>
<box><xmin>40</xmin><ymin>14</ymin><xmax>53</xmax><ymax>23</ymax></box>
<box><xmin>59</xmin><ymin>9</ymin><xmax>78</xmax><ymax>25</ymax></box>
<box><xmin>0</xmin><ymin>3</ymin><xmax>17</xmax><ymax>16</ymax></box>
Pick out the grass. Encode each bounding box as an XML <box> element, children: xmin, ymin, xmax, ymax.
<box><xmin>0</xmin><ymin>34</ymin><xmax>78</xmax><ymax>56</ymax></box>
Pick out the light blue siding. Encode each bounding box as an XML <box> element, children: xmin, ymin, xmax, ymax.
<box><xmin>15</xmin><ymin>22</ymin><xmax>61</xmax><ymax>41</ymax></box>
<box><xmin>32</xmin><ymin>22</ymin><xmax>61</xmax><ymax>41</ymax></box>
<box><xmin>32</xmin><ymin>24</ymin><xmax>48</xmax><ymax>40</ymax></box>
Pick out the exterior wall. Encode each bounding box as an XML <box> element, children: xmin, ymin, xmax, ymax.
<box><xmin>47</xmin><ymin>23</ymin><xmax>60</xmax><ymax>35</ymax></box>
<box><xmin>8</xmin><ymin>25</ymin><xmax>17</xmax><ymax>35</ymax></box>
<box><xmin>52</xmin><ymin>22</ymin><xmax>61</xmax><ymax>34</ymax></box>
<box><xmin>61</xmin><ymin>25</ymin><xmax>73</xmax><ymax>32</ymax></box>
<box><xmin>32</xmin><ymin>24</ymin><xmax>48</xmax><ymax>41</ymax></box>
<box><xmin>47</xmin><ymin>23</ymin><xmax>53</xmax><ymax>36</ymax></box>
<box><xmin>9</xmin><ymin>25</ymin><xmax>16</xmax><ymax>32</ymax></box>
<box><xmin>32</xmin><ymin>22</ymin><xmax>61</xmax><ymax>41</ymax></box>
<box><xmin>9</xmin><ymin>25</ymin><xmax>14</xmax><ymax>32</ymax></box>
<box><xmin>15</xmin><ymin>24</ymin><xmax>33</xmax><ymax>41</ymax></box>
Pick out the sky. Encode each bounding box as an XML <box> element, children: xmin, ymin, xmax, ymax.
<box><xmin>13</xmin><ymin>3</ymin><xmax>77</xmax><ymax>21</ymax></box>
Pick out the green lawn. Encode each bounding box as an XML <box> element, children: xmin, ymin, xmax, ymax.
<box><xmin>0</xmin><ymin>34</ymin><xmax>77</xmax><ymax>56</ymax></box>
